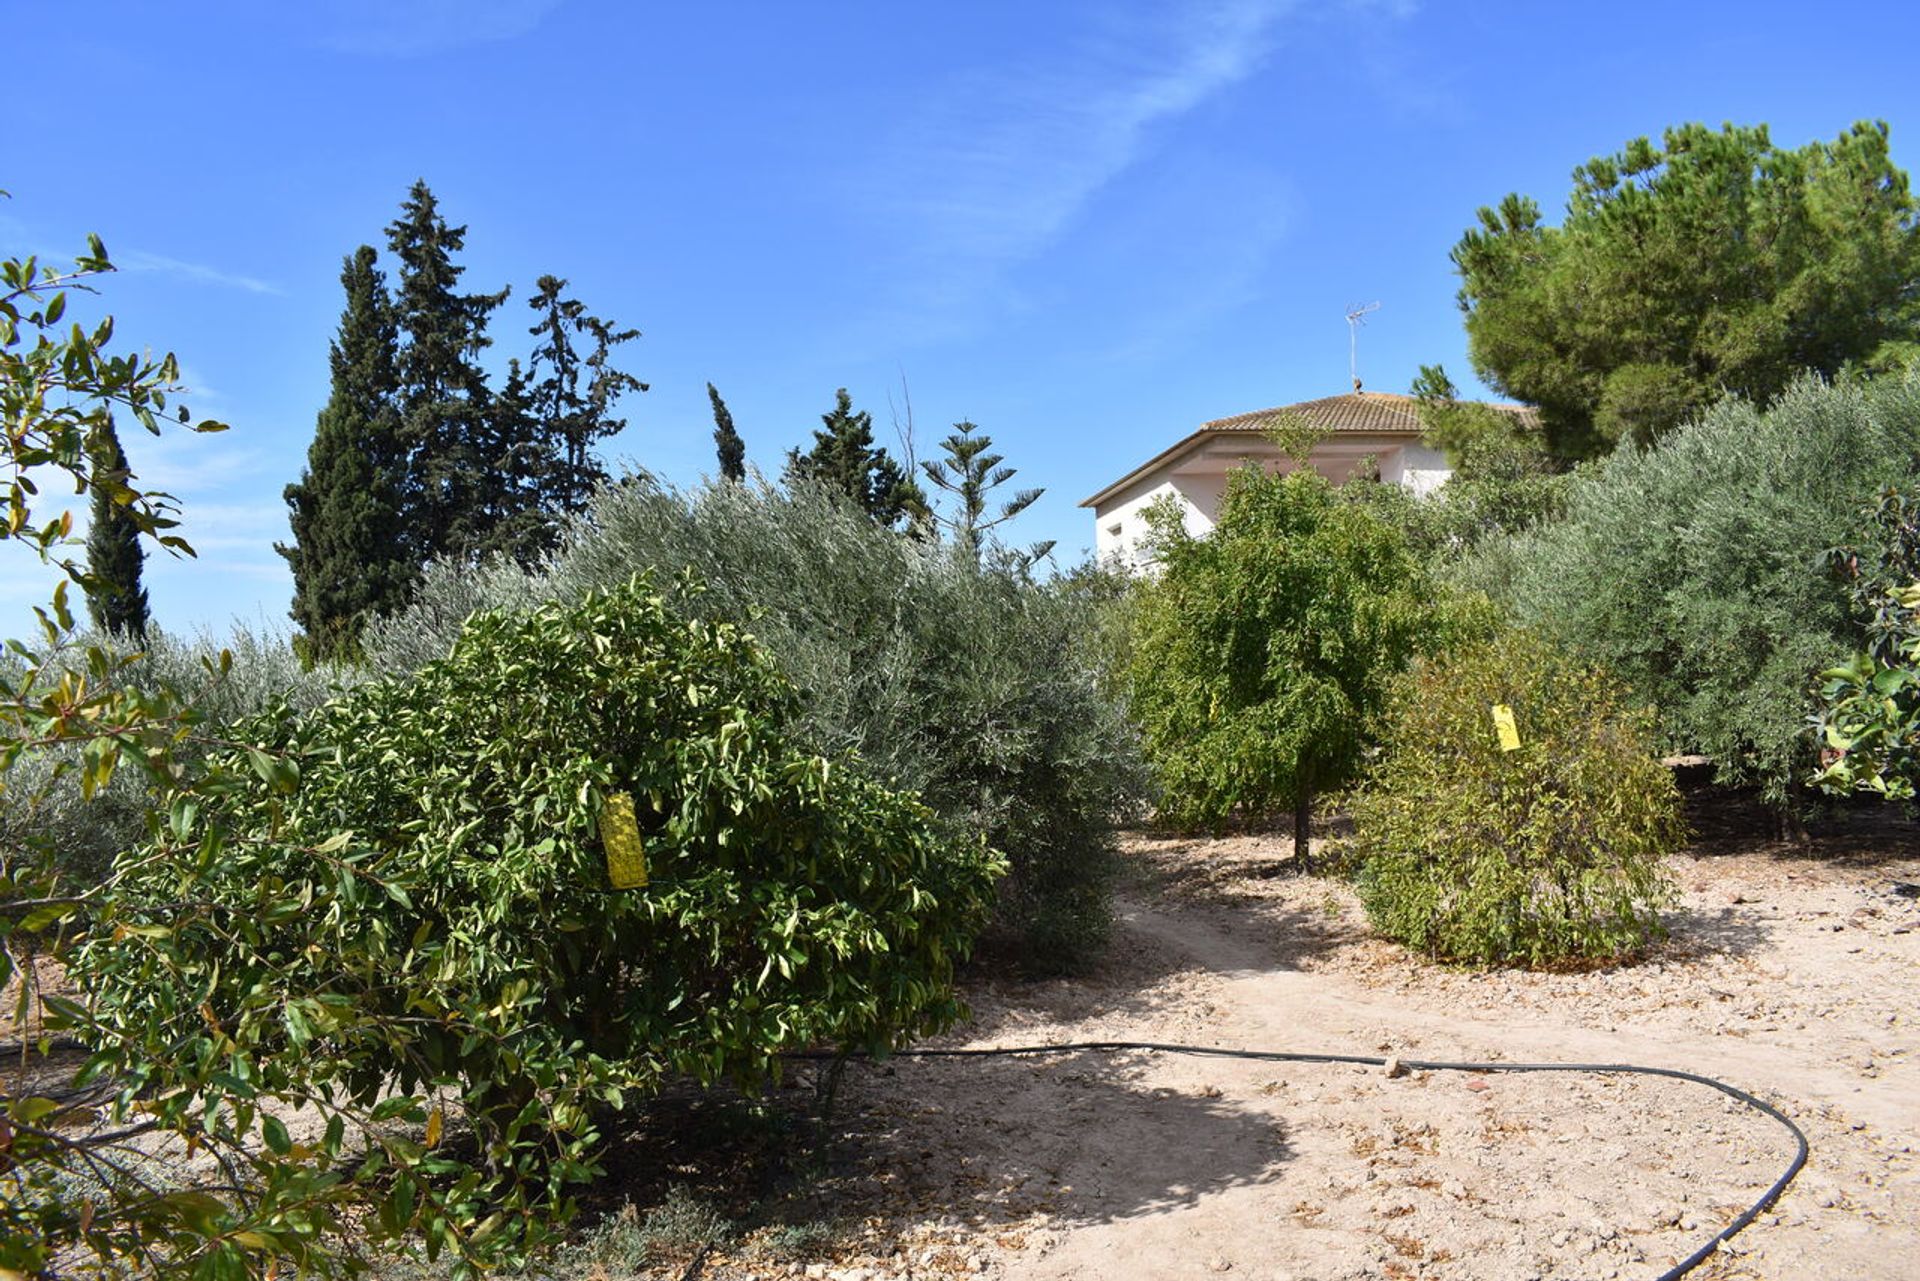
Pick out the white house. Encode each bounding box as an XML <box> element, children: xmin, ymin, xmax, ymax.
<box><xmin>1081</xmin><ymin>389</ymin><xmax>1526</xmax><ymax>569</ymax></box>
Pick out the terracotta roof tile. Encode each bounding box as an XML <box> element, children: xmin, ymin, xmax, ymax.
<box><xmin>1201</xmin><ymin>391</ymin><xmax>1534</xmax><ymax>435</ymax></box>
<box><xmin>1079</xmin><ymin>391</ymin><xmax>1538</xmax><ymax>508</ymax></box>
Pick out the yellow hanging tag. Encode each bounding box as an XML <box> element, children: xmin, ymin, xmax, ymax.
<box><xmin>1491</xmin><ymin>704</ymin><xmax>1521</xmax><ymax>753</ymax></box>
<box><xmin>599</xmin><ymin>791</ymin><xmax>648</xmax><ymax>889</ymax></box>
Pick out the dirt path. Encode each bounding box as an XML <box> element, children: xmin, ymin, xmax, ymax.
<box><xmin>761</xmin><ymin>818</ymin><xmax>1919</xmax><ymax>1281</ymax></box>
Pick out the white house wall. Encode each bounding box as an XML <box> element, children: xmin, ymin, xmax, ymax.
<box><xmin>1382</xmin><ymin>440</ymin><xmax>1451</xmax><ymax>497</ymax></box>
<box><xmin>1093</xmin><ymin>476</ymin><xmax>1216</xmax><ymax>570</ymax></box>
<box><xmin>1092</xmin><ymin>436</ymin><xmax>1455</xmax><ymax>570</ymax></box>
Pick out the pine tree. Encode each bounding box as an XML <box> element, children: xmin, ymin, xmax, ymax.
<box><xmin>524</xmin><ymin>274</ymin><xmax>645</xmax><ymax>528</ymax></box>
<box><xmin>277</xmin><ymin>245</ymin><xmax>411</xmax><ymax>659</ymax></box>
<box><xmin>783</xmin><ymin>388</ymin><xmax>920</xmax><ymax>528</ymax></box>
<box><xmin>385</xmin><ymin>181</ymin><xmax>508</xmax><ymax>563</ymax></box>
<box><xmin>919</xmin><ymin>420</ymin><xmax>1051</xmax><ymax>564</ymax></box>
<box><xmin>708</xmin><ymin>382</ymin><xmax>746</xmax><ymax>481</ymax></box>
<box><xmin>474</xmin><ymin>355</ymin><xmax>551</xmax><ymax>563</ymax></box>
<box><xmin>85</xmin><ymin>418</ymin><xmax>150</xmax><ymax>640</ymax></box>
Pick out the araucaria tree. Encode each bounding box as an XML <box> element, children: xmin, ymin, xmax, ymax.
<box><xmin>1453</xmin><ymin>120</ymin><xmax>1920</xmax><ymax>457</ymax></box>
<box><xmin>84</xmin><ymin>417</ymin><xmax>150</xmax><ymax>639</ymax></box>
<box><xmin>784</xmin><ymin>387</ymin><xmax>921</xmax><ymax>528</ymax></box>
<box><xmin>709</xmin><ymin>381</ymin><xmax>746</xmax><ymax>481</ymax></box>
<box><xmin>1127</xmin><ymin>447</ymin><xmax>1440</xmax><ymax>859</ymax></box>
<box><xmin>921</xmin><ymin>419</ymin><xmax>1053</xmax><ymax>564</ymax></box>
<box><xmin>278</xmin><ymin>246</ymin><xmax>411</xmax><ymax>658</ymax></box>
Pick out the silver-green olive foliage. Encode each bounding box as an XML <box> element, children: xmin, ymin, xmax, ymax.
<box><xmin>1454</xmin><ymin>121</ymin><xmax>1920</xmax><ymax>459</ymax></box>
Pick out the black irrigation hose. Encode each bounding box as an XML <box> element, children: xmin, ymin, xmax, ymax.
<box><xmin>792</xmin><ymin>1040</ymin><xmax>1810</xmax><ymax>1281</ymax></box>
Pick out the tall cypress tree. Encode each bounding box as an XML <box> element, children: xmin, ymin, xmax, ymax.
<box><xmin>708</xmin><ymin>383</ymin><xmax>746</xmax><ymax>481</ymax></box>
<box><xmin>385</xmin><ymin>181</ymin><xmax>507</xmax><ymax>564</ymax></box>
<box><xmin>85</xmin><ymin>419</ymin><xmax>150</xmax><ymax>640</ymax></box>
<box><xmin>278</xmin><ymin>246</ymin><xmax>411</xmax><ymax>659</ymax></box>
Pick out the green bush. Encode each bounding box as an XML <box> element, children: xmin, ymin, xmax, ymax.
<box><xmin>365</xmin><ymin>478</ymin><xmax>1143</xmax><ymax>972</ymax></box>
<box><xmin>1492</xmin><ymin>374</ymin><xmax>1920</xmax><ymax>803</ymax></box>
<box><xmin>74</xmin><ymin>579</ymin><xmax>1001</xmax><ymax>1252</ymax></box>
<box><xmin>1352</xmin><ymin>630</ymin><xmax>1683</xmax><ymax>966</ymax></box>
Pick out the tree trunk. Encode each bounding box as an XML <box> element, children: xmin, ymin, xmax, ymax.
<box><xmin>1294</xmin><ymin>787</ymin><xmax>1313</xmax><ymax>867</ymax></box>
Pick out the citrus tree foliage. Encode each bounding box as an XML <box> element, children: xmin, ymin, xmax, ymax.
<box><xmin>1812</xmin><ymin>487</ymin><xmax>1920</xmax><ymax>798</ymax></box>
<box><xmin>1124</xmin><ymin>460</ymin><xmax>1441</xmax><ymax>854</ymax></box>
<box><xmin>1495</xmin><ymin>375</ymin><xmax>1920</xmax><ymax>804</ymax></box>
<box><xmin>1352</xmin><ymin>631</ymin><xmax>1683</xmax><ymax>966</ymax></box>
<box><xmin>0</xmin><ymin>229</ymin><xmax>367</xmax><ymax>1279</ymax></box>
<box><xmin>1454</xmin><ymin>121</ymin><xmax>1920</xmax><ymax>457</ymax></box>
<box><xmin>362</xmin><ymin>478</ymin><xmax>1142</xmax><ymax>971</ymax></box>
<box><xmin>71</xmin><ymin>579</ymin><xmax>999</xmax><ymax>1267</ymax></box>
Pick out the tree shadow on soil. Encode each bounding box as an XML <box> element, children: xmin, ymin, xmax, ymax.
<box><xmin>586</xmin><ymin>1049</ymin><xmax>1294</xmax><ymax>1252</ymax></box>
<box><xmin>1684</xmin><ymin>786</ymin><xmax>1919</xmax><ymax>868</ymax></box>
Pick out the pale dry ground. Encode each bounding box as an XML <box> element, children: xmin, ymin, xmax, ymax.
<box><xmin>677</xmin><ymin>799</ymin><xmax>1918</xmax><ymax>1281</ymax></box>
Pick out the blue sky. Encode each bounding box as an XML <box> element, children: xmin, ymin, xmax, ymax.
<box><xmin>8</xmin><ymin>0</ymin><xmax>1920</xmax><ymax>632</ymax></box>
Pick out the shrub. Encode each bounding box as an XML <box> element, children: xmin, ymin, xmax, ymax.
<box><xmin>1494</xmin><ymin>374</ymin><xmax>1920</xmax><ymax>803</ymax></box>
<box><xmin>1352</xmin><ymin>630</ymin><xmax>1684</xmax><ymax>966</ymax></box>
<box><xmin>1812</xmin><ymin>485</ymin><xmax>1920</xmax><ymax>798</ymax></box>
<box><xmin>1124</xmin><ymin>458</ymin><xmax>1451</xmax><ymax>854</ymax></box>
<box><xmin>366</xmin><ymin>477</ymin><xmax>1144</xmax><ymax>972</ymax></box>
<box><xmin>74</xmin><ymin>579</ymin><xmax>1001</xmax><ymax>1255</ymax></box>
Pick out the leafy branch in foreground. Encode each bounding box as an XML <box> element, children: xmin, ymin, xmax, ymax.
<box><xmin>1812</xmin><ymin>486</ymin><xmax>1920</xmax><ymax>799</ymax></box>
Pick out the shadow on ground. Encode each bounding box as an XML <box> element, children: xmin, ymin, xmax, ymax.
<box><xmin>585</xmin><ymin>1048</ymin><xmax>1294</xmax><ymax>1253</ymax></box>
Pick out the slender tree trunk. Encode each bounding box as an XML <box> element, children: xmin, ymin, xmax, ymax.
<box><xmin>1294</xmin><ymin>787</ymin><xmax>1313</xmax><ymax>867</ymax></box>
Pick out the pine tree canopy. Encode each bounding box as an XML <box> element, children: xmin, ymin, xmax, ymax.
<box><xmin>524</xmin><ymin>274</ymin><xmax>646</xmax><ymax>523</ymax></box>
<box><xmin>85</xmin><ymin>418</ymin><xmax>150</xmax><ymax>640</ymax></box>
<box><xmin>276</xmin><ymin>245</ymin><xmax>411</xmax><ymax>659</ymax></box>
<box><xmin>708</xmin><ymin>382</ymin><xmax>746</xmax><ymax>481</ymax></box>
<box><xmin>1453</xmin><ymin>120</ymin><xmax>1920</xmax><ymax>458</ymax></box>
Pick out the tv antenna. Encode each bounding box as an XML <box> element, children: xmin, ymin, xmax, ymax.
<box><xmin>1345</xmin><ymin>301</ymin><xmax>1380</xmax><ymax>391</ymax></box>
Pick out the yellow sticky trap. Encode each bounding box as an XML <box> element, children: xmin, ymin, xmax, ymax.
<box><xmin>1491</xmin><ymin>704</ymin><xmax>1521</xmax><ymax>753</ymax></box>
<box><xmin>599</xmin><ymin>791</ymin><xmax>648</xmax><ymax>889</ymax></box>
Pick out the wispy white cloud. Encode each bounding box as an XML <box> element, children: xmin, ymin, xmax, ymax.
<box><xmin>128</xmin><ymin>430</ymin><xmax>270</xmax><ymax>498</ymax></box>
<box><xmin>158</xmin><ymin>501</ymin><xmax>289</xmax><ymax>555</ymax></box>
<box><xmin>301</xmin><ymin>0</ymin><xmax>565</xmax><ymax>57</ymax></box>
<box><xmin>874</xmin><ymin>1</ymin><xmax>1297</xmax><ymax>279</ymax></box>
<box><xmin>115</xmin><ymin>250</ymin><xmax>280</xmax><ymax>296</ymax></box>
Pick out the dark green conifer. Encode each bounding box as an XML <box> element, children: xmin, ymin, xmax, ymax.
<box><xmin>523</xmin><ymin>274</ymin><xmax>645</xmax><ymax>529</ymax></box>
<box><xmin>385</xmin><ymin>181</ymin><xmax>508</xmax><ymax>563</ymax></box>
<box><xmin>277</xmin><ymin>245</ymin><xmax>411</xmax><ymax>659</ymax></box>
<box><xmin>783</xmin><ymin>388</ymin><xmax>921</xmax><ymax>528</ymax></box>
<box><xmin>708</xmin><ymin>383</ymin><xmax>746</xmax><ymax>481</ymax></box>
<box><xmin>85</xmin><ymin>419</ymin><xmax>150</xmax><ymax>640</ymax></box>
<box><xmin>920</xmin><ymin>420</ymin><xmax>1051</xmax><ymax>564</ymax></box>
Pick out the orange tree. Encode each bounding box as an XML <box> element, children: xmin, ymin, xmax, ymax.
<box><xmin>1124</xmin><ymin>430</ymin><xmax>1454</xmax><ymax>859</ymax></box>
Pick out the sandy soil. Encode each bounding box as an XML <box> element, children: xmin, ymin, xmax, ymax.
<box><xmin>685</xmin><ymin>798</ymin><xmax>1919</xmax><ymax>1281</ymax></box>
